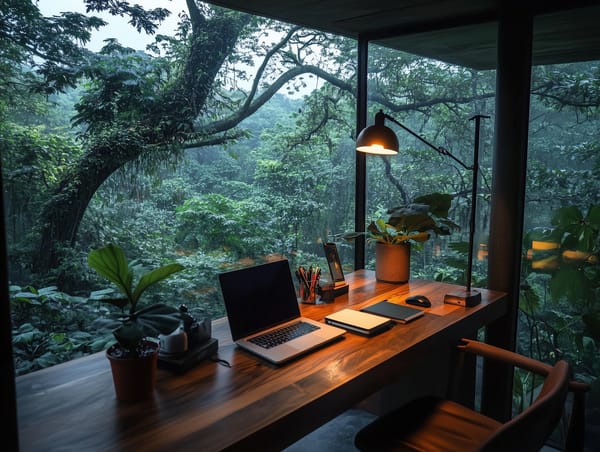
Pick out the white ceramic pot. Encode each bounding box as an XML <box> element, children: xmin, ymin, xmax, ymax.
<box><xmin>159</xmin><ymin>328</ymin><xmax>188</xmax><ymax>355</ymax></box>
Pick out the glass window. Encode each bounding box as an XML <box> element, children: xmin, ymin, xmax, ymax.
<box><xmin>520</xmin><ymin>61</ymin><xmax>600</xmax><ymax>448</ymax></box>
<box><xmin>363</xmin><ymin>42</ymin><xmax>496</xmax><ymax>288</ymax></box>
<box><xmin>3</xmin><ymin>2</ymin><xmax>356</xmax><ymax>375</ymax></box>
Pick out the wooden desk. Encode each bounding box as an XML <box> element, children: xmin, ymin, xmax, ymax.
<box><xmin>16</xmin><ymin>271</ymin><xmax>507</xmax><ymax>451</ymax></box>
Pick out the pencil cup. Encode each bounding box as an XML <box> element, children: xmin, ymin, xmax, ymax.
<box><xmin>300</xmin><ymin>284</ymin><xmax>318</xmax><ymax>304</ymax></box>
<box><xmin>296</xmin><ymin>265</ymin><xmax>321</xmax><ymax>304</ymax></box>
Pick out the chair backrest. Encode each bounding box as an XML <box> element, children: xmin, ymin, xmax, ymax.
<box><xmin>479</xmin><ymin>359</ymin><xmax>570</xmax><ymax>452</ymax></box>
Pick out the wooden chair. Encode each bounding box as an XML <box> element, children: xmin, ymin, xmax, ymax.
<box><xmin>355</xmin><ymin>338</ymin><xmax>590</xmax><ymax>452</ymax></box>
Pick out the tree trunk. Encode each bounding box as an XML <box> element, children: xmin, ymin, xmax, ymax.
<box><xmin>35</xmin><ymin>4</ymin><xmax>251</xmax><ymax>274</ymax></box>
<box><xmin>35</xmin><ymin>137</ymin><xmax>145</xmax><ymax>272</ymax></box>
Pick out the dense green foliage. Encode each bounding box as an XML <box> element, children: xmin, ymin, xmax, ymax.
<box><xmin>2</xmin><ymin>1</ymin><xmax>599</xmax><ymax>443</ymax></box>
<box><xmin>521</xmin><ymin>206</ymin><xmax>600</xmax><ymax>370</ymax></box>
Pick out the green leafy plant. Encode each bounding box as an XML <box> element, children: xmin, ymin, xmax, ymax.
<box><xmin>525</xmin><ymin>206</ymin><xmax>599</xmax><ymax>298</ymax></box>
<box><xmin>9</xmin><ymin>285</ymin><xmax>103</xmax><ymax>375</ymax></box>
<box><xmin>339</xmin><ymin>193</ymin><xmax>459</xmax><ymax>246</ymax></box>
<box><xmin>524</xmin><ymin>205</ymin><xmax>600</xmax><ymax>341</ymax></box>
<box><xmin>520</xmin><ymin>205</ymin><xmax>600</xmax><ymax>428</ymax></box>
<box><xmin>87</xmin><ymin>243</ymin><xmax>185</xmax><ymax>354</ymax></box>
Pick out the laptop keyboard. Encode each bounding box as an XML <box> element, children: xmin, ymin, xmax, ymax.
<box><xmin>249</xmin><ymin>321</ymin><xmax>320</xmax><ymax>349</ymax></box>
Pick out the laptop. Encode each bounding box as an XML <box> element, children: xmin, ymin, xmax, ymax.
<box><xmin>218</xmin><ymin>259</ymin><xmax>346</xmax><ymax>364</ymax></box>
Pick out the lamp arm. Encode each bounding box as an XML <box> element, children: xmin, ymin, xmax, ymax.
<box><xmin>370</xmin><ymin>109</ymin><xmax>490</xmax><ymax>298</ymax></box>
<box><xmin>383</xmin><ymin>113</ymin><xmax>471</xmax><ymax>170</ymax></box>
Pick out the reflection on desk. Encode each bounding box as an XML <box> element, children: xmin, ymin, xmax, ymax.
<box><xmin>16</xmin><ymin>270</ymin><xmax>507</xmax><ymax>452</ymax></box>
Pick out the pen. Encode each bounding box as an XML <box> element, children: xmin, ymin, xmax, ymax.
<box><xmin>298</xmin><ymin>266</ymin><xmax>310</xmax><ymax>292</ymax></box>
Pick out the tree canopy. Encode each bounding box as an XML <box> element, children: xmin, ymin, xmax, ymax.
<box><xmin>2</xmin><ymin>0</ymin><xmax>599</xmax><ymax>278</ymax></box>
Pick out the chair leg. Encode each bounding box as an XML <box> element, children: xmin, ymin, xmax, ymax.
<box><xmin>449</xmin><ymin>335</ymin><xmax>479</xmax><ymax>408</ymax></box>
<box><xmin>565</xmin><ymin>386</ymin><xmax>588</xmax><ymax>452</ymax></box>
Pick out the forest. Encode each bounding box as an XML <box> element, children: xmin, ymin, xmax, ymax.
<box><xmin>2</xmin><ymin>0</ymin><xmax>599</xmax><ymax>440</ymax></box>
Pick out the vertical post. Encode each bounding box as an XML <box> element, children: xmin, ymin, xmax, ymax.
<box><xmin>443</xmin><ymin>115</ymin><xmax>488</xmax><ymax>307</ymax></box>
<box><xmin>483</xmin><ymin>3</ymin><xmax>533</xmax><ymax>421</ymax></box>
<box><xmin>355</xmin><ymin>36</ymin><xmax>368</xmax><ymax>270</ymax></box>
<box><xmin>0</xmin><ymin>158</ymin><xmax>19</xmax><ymax>450</ymax></box>
<box><xmin>466</xmin><ymin>114</ymin><xmax>489</xmax><ymax>291</ymax></box>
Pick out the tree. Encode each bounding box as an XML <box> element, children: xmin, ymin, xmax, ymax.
<box><xmin>5</xmin><ymin>0</ymin><xmax>599</xmax><ymax>278</ymax></box>
<box><xmin>32</xmin><ymin>1</ymin><xmax>250</xmax><ymax>272</ymax></box>
<box><xmin>15</xmin><ymin>0</ymin><xmax>352</xmax><ymax>274</ymax></box>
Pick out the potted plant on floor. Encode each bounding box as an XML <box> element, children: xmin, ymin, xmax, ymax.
<box><xmin>88</xmin><ymin>243</ymin><xmax>184</xmax><ymax>402</ymax></box>
<box><xmin>340</xmin><ymin>193</ymin><xmax>458</xmax><ymax>283</ymax></box>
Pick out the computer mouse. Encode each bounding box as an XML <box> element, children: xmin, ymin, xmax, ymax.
<box><xmin>405</xmin><ymin>295</ymin><xmax>431</xmax><ymax>308</ymax></box>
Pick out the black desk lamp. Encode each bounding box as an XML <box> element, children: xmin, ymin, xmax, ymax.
<box><xmin>356</xmin><ymin>110</ymin><xmax>489</xmax><ymax>307</ymax></box>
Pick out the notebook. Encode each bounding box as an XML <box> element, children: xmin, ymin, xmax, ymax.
<box><xmin>218</xmin><ymin>259</ymin><xmax>346</xmax><ymax>365</ymax></box>
<box><xmin>360</xmin><ymin>300</ymin><xmax>424</xmax><ymax>323</ymax></box>
<box><xmin>325</xmin><ymin>308</ymin><xmax>394</xmax><ymax>336</ymax></box>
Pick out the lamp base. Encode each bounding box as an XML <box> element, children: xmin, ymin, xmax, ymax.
<box><xmin>443</xmin><ymin>289</ymin><xmax>482</xmax><ymax>307</ymax></box>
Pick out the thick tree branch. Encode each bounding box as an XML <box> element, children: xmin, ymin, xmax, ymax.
<box><xmin>184</xmin><ymin>131</ymin><xmax>247</xmax><ymax>149</ymax></box>
<box><xmin>186</xmin><ymin>0</ymin><xmax>205</xmax><ymax>31</ymax></box>
<box><xmin>197</xmin><ymin>63</ymin><xmax>496</xmax><ymax>140</ymax></box>
<box><xmin>244</xmin><ymin>25</ymin><xmax>302</xmax><ymax>110</ymax></box>
<box><xmin>197</xmin><ymin>64</ymin><xmax>352</xmax><ymax>135</ymax></box>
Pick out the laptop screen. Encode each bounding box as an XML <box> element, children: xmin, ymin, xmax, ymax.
<box><xmin>218</xmin><ymin>259</ymin><xmax>301</xmax><ymax>341</ymax></box>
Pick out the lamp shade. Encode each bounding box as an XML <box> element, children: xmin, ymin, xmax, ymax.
<box><xmin>356</xmin><ymin>111</ymin><xmax>399</xmax><ymax>155</ymax></box>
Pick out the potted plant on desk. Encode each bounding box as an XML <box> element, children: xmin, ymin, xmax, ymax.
<box><xmin>340</xmin><ymin>193</ymin><xmax>458</xmax><ymax>283</ymax></box>
<box><xmin>88</xmin><ymin>243</ymin><xmax>184</xmax><ymax>402</ymax></box>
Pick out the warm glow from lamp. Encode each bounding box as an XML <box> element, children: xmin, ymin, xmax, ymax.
<box><xmin>356</xmin><ymin>143</ymin><xmax>398</xmax><ymax>155</ymax></box>
<box><xmin>527</xmin><ymin>240</ymin><xmax>560</xmax><ymax>270</ymax></box>
<box><xmin>477</xmin><ymin>243</ymin><xmax>488</xmax><ymax>261</ymax></box>
<box><xmin>532</xmin><ymin>240</ymin><xmax>560</xmax><ymax>251</ymax></box>
<box><xmin>531</xmin><ymin>256</ymin><xmax>559</xmax><ymax>270</ymax></box>
<box><xmin>356</xmin><ymin>110</ymin><xmax>399</xmax><ymax>155</ymax></box>
<box><xmin>562</xmin><ymin>250</ymin><xmax>597</xmax><ymax>263</ymax></box>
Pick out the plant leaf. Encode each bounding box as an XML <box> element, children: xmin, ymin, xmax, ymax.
<box><xmin>113</xmin><ymin>322</ymin><xmax>145</xmax><ymax>350</ymax></box>
<box><xmin>88</xmin><ymin>244</ymin><xmax>134</xmax><ymax>302</ymax></box>
<box><xmin>99</xmin><ymin>297</ymin><xmax>130</xmax><ymax>310</ymax></box>
<box><xmin>132</xmin><ymin>263</ymin><xmax>184</xmax><ymax>303</ymax></box>
<box><xmin>134</xmin><ymin>303</ymin><xmax>182</xmax><ymax>337</ymax></box>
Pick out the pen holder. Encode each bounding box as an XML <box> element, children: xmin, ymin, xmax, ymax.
<box><xmin>296</xmin><ymin>265</ymin><xmax>321</xmax><ymax>304</ymax></box>
<box><xmin>299</xmin><ymin>283</ymin><xmax>318</xmax><ymax>304</ymax></box>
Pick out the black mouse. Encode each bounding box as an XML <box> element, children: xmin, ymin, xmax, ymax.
<box><xmin>405</xmin><ymin>295</ymin><xmax>431</xmax><ymax>308</ymax></box>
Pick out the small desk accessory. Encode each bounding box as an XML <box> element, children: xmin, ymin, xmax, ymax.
<box><xmin>158</xmin><ymin>305</ymin><xmax>217</xmax><ymax>373</ymax></box>
<box><xmin>158</xmin><ymin>338</ymin><xmax>218</xmax><ymax>373</ymax></box>
<box><xmin>361</xmin><ymin>300</ymin><xmax>424</xmax><ymax>323</ymax></box>
<box><xmin>296</xmin><ymin>265</ymin><xmax>321</xmax><ymax>303</ymax></box>
<box><xmin>322</xmin><ymin>242</ymin><xmax>349</xmax><ymax>298</ymax></box>
<box><xmin>325</xmin><ymin>308</ymin><xmax>394</xmax><ymax>336</ymax></box>
<box><xmin>404</xmin><ymin>295</ymin><xmax>431</xmax><ymax>308</ymax></box>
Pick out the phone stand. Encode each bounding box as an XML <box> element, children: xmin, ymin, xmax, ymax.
<box><xmin>319</xmin><ymin>281</ymin><xmax>349</xmax><ymax>302</ymax></box>
<box><xmin>322</xmin><ymin>242</ymin><xmax>348</xmax><ymax>300</ymax></box>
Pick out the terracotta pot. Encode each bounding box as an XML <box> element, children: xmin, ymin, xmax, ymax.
<box><xmin>375</xmin><ymin>242</ymin><xmax>411</xmax><ymax>283</ymax></box>
<box><xmin>106</xmin><ymin>340</ymin><xmax>159</xmax><ymax>402</ymax></box>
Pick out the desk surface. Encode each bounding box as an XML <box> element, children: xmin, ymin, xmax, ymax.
<box><xmin>16</xmin><ymin>270</ymin><xmax>507</xmax><ymax>452</ymax></box>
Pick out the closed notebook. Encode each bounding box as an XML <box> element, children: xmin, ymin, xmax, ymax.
<box><xmin>360</xmin><ymin>300</ymin><xmax>424</xmax><ymax>323</ymax></box>
<box><xmin>325</xmin><ymin>308</ymin><xmax>394</xmax><ymax>336</ymax></box>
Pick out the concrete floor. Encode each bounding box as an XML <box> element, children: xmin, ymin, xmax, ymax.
<box><xmin>284</xmin><ymin>409</ymin><xmax>376</xmax><ymax>452</ymax></box>
<box><xmin>284</xmin><ymin>408</ymin><xmax>565</xmax><ymax>452</ymax></box>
